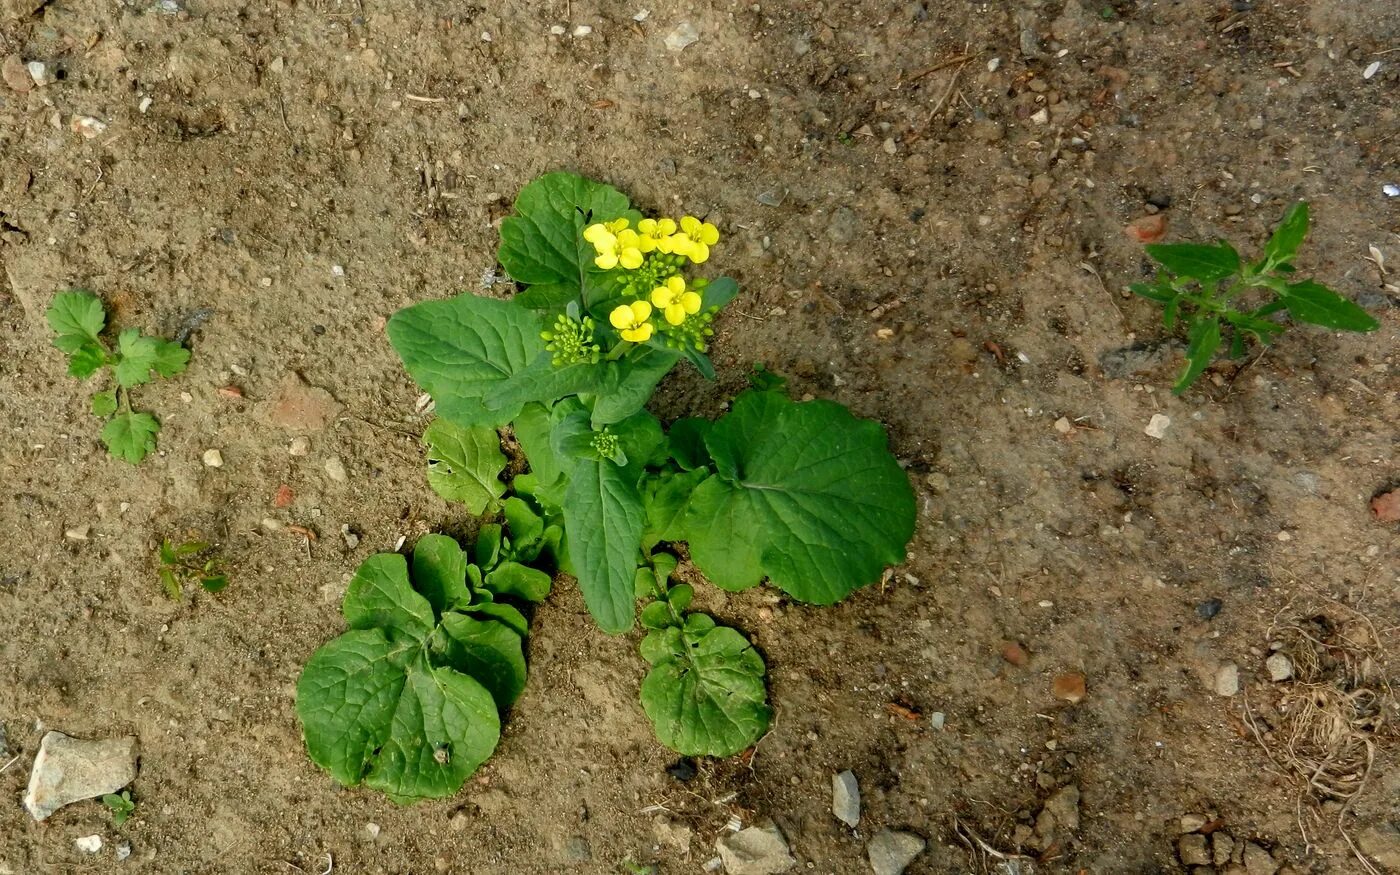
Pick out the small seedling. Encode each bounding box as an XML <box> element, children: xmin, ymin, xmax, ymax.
<box><xmin>45</xmin><ymin>289</ymin><xmax>191</xmax><ymax>463</ymax></box>
<box><xmin>101</xmin><ymin>790</ymin><xmax>135</xmax><ymax>825</ymax></box>
<box><xmin>1131</xmin><ymin>202</ymin><xmax>1379</xmax><ymax>393</ymax></box>
<box><xmin>158</xmin><ymin>539</ymin><xmax>228</xmax><ymax>600</ymax></box>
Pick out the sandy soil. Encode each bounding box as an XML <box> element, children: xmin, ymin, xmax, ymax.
<box><xmin>2</xmin><ymin>1</ymin><xmax>1398</xmax><ymax>873</ymax></box>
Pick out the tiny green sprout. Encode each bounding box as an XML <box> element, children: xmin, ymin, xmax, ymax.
<box><xmin>44</xmin><ymin>289</ymin><xmax>192</xmax><ymax>463</ymax></box>
<box><xmin>1131</xmin><ymin>201</ymin><xmax>1380</xmax><ymax>394</ymax></box>
<box><xmin>102</xmin><ymin>790</ymin><xmax>135</xmax><ymax>826</ymax></box>
<box><xmin>158</xmin><ymin>538</ymin><xmax>229</xmax><ymax>600</ymax></box>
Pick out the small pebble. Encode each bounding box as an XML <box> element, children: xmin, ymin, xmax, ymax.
<box><xmin>1052</xmin><ymin>671</ymin><xmax>1087</xmax><ymax>704</ymax></box>
<box><xmin>1053</xmin><ymin>416</ymin><xmax>1073</xmax><ymax>434</ymax></box>
<box><xmin>289</xmin><ymin>437</ymin><xmax>310</xmax><ymax>456</ymax></box>
<box><xmin>987</xmin><ymin>57</ymin><xmax>1001</xmax><ymax>72</ymax></box>
<box><xmin>1215</xmin><ymin>662</ymin><xmax>1240</xmax><ymax>697</ymax></box>
<box><xmin>1180</xmin><ymin>814</ymin><xmax>1208</xmax><ymax>833</ymax></box>
<box><xmin>202</xmin><ymin>449</ymin><xmax>224</xmax><ymax>468</ymax></box>
<box><xmin>70</xmin><ymin>115</ymin><xmax>108</xmax><ymax>139</ymax></box>
<box><xmin>572</xmin><ymin>24</ymin><xmax>593</xmax><ymax>37</ymax></box>
<box><xmin>365</xmin><ymin>822</ymin><xmax>381</xmax><ymax>840</ymax></box>
<box><xmin>929</xmin><ymin>711</ymin><xmax>946</xmax><ymax>730</ymax></box>
<box><xmin>1196</xmin><ymin>598</ymin><xmax>1222</xmax><ymax>620</ymax></box>
<box><xmin>549</xmin><ymin>25</ymin><xmax>566</xmax><ymax>35</ymax></box>
<box><xmin>64</xmin><ymin>524</ymin><xmax>90</xmax><ymax>541</ymax></box>
<box><xmin>324</xmin><ymin>457</ymin><xmax>348</xmax><ymax>483</ymax></box>
<box><xmin>341</xmin><ymin>524</ymin><xmax>360</xmax><ymax>549</ymax></box>
<box><xmin>1030</xmin><ymin>108</ymin><xmax>1049</xmax><ymax>124</ymax></box>
<box><xmin>74</xmin><ymin>835</ymin><xmax>103</xmax><ymax>854</ymax></box>
<box><xmin>2</xmin><ymin>54</ymin><xmax>30</xmax><ymax>92</ymax></box>
<box><xmin>1383</xmin><ymin>184</ymin><xmax>1399</xmax><ymax>198</ymax></box>
<box><xmin>115</xmin><ymin>843</ymin><xmax>131</xmax><ymax>861</ymax></box>
<box><xmin>1362</xmin><ymin>61</ymin><xmax>1381</xmax><ymax>80</ymax></box>
<box><xmin>1266</xmin><ymin>652</ymin><xmax>1293</xmax><ymax>682</ymax></box>
<box><xmin>26</xmin><ymin>60</ymin><xmax>48</xmax><ymax>87</ymax></box>
<box><xmin>665</xmin><ymin>21</ymin><xmax>699</xmax><ymax>51</ymax></box>
<box><xmin>1144</xmin><ymin>413</ymin><xmax>1171</xmax><ymax>439</ymax></box>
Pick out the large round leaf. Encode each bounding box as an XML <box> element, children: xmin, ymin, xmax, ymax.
<box><xmin>679</xmin><ymin>391</ymin><xmax>914</xmax><ymax>604</ymax></box>
<box><xmin>639</xmin><ymin>621</ymin><xmax>770</xmax><ymax>756</ymax></box>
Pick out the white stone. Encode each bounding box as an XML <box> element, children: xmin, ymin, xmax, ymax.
<box><xmin>1053</xmin><ymin>416</ymin><xmax>1073</xmax><ymax>434</ymax></box>
<box><xmin>572</xmin><ymin>25</ymin><xmax>593</xmax><ymax>37</ymax></box>
<box><xmin>202</xmin><ymin>448</ymin><xmax>224</xmax><ymax>468</ymax></box>
<box><xmin>1144</xmin><ymin>413</ymin><xmax>1171</xmax><ymax>439</ymax></box>
<box><xmin>665</xmin><ymin>21</ymin><xmax>699</xmax><ymax>52</ymax></box>
<box><xmin>1362</xmin><ymin>61</ymin><xmax>1381</xmax><ymax>80</ymax></box>
<box><xmin>24</xmin><ymin>731</ymin><xmax>139</xmax><ymax>821</ymax></box>
<box><xmin>1266</xmin><ymin>652</ymin><xmax>1293</xmax><ymax>682</ymax></box>
<box><xmin>1215</xmin><ymin>662</ymin><xmax>1240</xmax><ymax>697</ymax></box>
<box><xmin>74</xmin><ymin>835</ymin><xmax>103</xmax><ymax>854</ymax></box>
<box><xmin>715</xmin><ymin>821</ymin><xmax>795</xmax><ymax>875</ymax></box>
<box><xmin>288</xmin><ymin>436</ymin><xmax>310</xmax><ymax>456</ymax></box>
<box><xmin>324</xmin><ymin>457</ymin><xmax>348</xmax><ymax>482</ymax></box>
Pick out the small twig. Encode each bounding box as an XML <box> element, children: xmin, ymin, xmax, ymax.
<box><xmin>0</xmin><ymin>754</ymin><xmax>20</xmax><ymax>774</ymax></box>
<box><xmin>405</xmin><ymin>93</ymin><xmax>446</xmax><ymax>103</ymax></box>
<box><xmin>906</xmin><ymin>53</ymin><xmax>975</xmax><ymax>82</ymax></box>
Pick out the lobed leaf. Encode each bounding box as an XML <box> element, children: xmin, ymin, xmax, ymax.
<box><xmin>46</xmin><ymin>290</ymin><xmax>106</xmax><ymax>351</ymax></box>
<box><xmin>676</xmin><ymin>391</ymin><xmax>915</xmax><ymax>604</ymax></box>
<box><xmin>343</xmin><ymin>553</ymin><xmax>437</xmax><ymax>643</ymax></box>
<box><xmin>101</xmin><ymin>411</ymin><xmax>160</xmax><ymax>464</ymax></box>
<box><xmin>411</xmin><ymin>534</ymin><xmax>473</xmax><ymax>617</ymax></box>
<box><xmin>436</xmin><ymin>613</ymin><xmax>528</xmax><ymax>709</ymax></box>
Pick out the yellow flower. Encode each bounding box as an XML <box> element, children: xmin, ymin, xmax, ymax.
<box><xmin>636</xmin><ymin>217</ymin><xmax>677</xmax><ymax>253</ymax></box>
<box><xmin>680</xmin><ymin>215</ymin><xmax>720</xmax><ymax>246</ymax></box>
<box><xmin>584</xmin><ymin>222</ymin><xmax>643</xmax><ymax>270</ymax></box>
<box><xmin>609</xmin><ymin>300</ymin><xmax>654</xmax><ymax>342</ymax></box>
<box><xmin>649</xmin><ymin>276</ymin><xmax>704</xmax><ymax>325</ymax></box>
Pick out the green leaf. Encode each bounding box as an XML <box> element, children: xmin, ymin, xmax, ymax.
<box><xmin>296</xmin><ymin>630</ymin><xmax>419</xmax><ymax>788</ymax></box>
<box><xmin>677</xmin><ymin>391</ymin><xmax>915</xmax><ymax>604</ymax></box>
<box><xmin>1280</xmin><ymin>281</ymin><xmax>1380</xmax><ymax>332</ymax></box>
<box><xmin>590</xmin><ymin>348</ymin><xmax>681</xmax><ymax>426</ymax></box>
<box><xmin>159</xmin><ymin>567</ymin><xmax>182</xmax><ymax>600</ymax></box>
<box><xmin>1144</xmin><ymin>242</ymin><xmax>1241</xmax><ymax>281</ymax></box>
<box><xmin>563</xmin><ymin>458</ymin><xmax>645</xmax><ymax>634</ymax></box>
<box><xmin>387</xmin><ymin>294</ymin><xmax>545</xmax><ymax>428</ymax></box>
<box><xmin>1173</xmin><ymin>316</ymin><xmax>1221</xmax><ymax>394</ymax></box>
<box><xmin>200</xmin><ymin>575</ymin><xmax>229</xmax><ymax>593</ymax></box>
<box><xmin>639</xmin><ymin>623</ymin><xmax>771</xmax><ymax>756</ymax></box>
<box><xmin>642</xmin><ymin>468</ymin><xmax>709</xmax><ymax>551</ymax></box>
<box><xmin>46</xmin><ymin>290</ymin><xmax>106</xmax><ymax>351</ymax></box>
<box><xmin>482</xmin><ymin>353</ymin><xmax>606</xmax><ymax>418</ymax></box>
<box><xmin>363</xmin><ymin>659</ymin><xmax>499</xmax><ymax>800</ymax></box>
<box><xmin>68</xmin><ymin>343</ymin><xmax>107</xmax><ymax>378</ymax></box>
<box><xmin>101</xmin><ymin>411</ymin><xmax>160</xmax><ymax>464</ymax></box>
<box><xmin>668</xmin><ymin>583</ymin><xmax>693</xmax><ymax>612</ymax></box>
<box><xmin>512</xmin><ymin>403</ymin><xmax>567</xmax><ymax>504</ymax></box>
<box><xmin>467</xmin><ymin>600</ymin><xmax>530</xmax><ymax>637</ymax></box>
<box><xmin>514</xmin><ymin>281</ymin><xmax>579</xmax><ymax>310</ymax></box>
<box><xmin>667</xmin><ymin>418</ymin><xmax>713</xmax><ymax>470</ymax></box>
<box><xmin>436</xmin><ymin>613</ymin><xmax>528</xmax><ymax>709</ymax></box>
<box><xmin>151</xmin><ymin>338</ymin><xmax>191</xmax><ymax>378</ymax></box>
<box><xmin>748</xmin><ymin>364</ymin><xmax>787</xmax><ymax>393</ymax></box>
<box><xmin>640</xmin><ymin>601</ymin><xmax>673</xmax><ymax>630</ymax></box>
<box><xmin>502</xmin><ymin>497</ymin><xmax>545</xmax><ymax>550</ymax></box>
<box><xmin>701</xmin><ymin>277</ymin><xmax>740</xmax><ymax>310</ymax></box>
<box><xmin>112</xmin><ymin>329</ymin><xmax>163</xmax><ymax>388</ymax></box>
<box><xmin>483</xmin><ymin>561</ymin><xmax>552</xmax><ymax>603</ymax></box>
<box><xmin>1264</xmin><ymin>201</ymin><xmax>1309</xmax><ymax>267</ymax></box>
<box><xmin>474</xmin><ymin>524</ymin><xmax>503</xmax><ymax>571</ymax></box>
<box><xmin>423</xmin><ymin>420</ymin><xmax>507</xmax><ymax>513</ymax></box>
<box><xmin>343</xmin><ymin>553</ymin><xmax>436</xmax><ymax>644</ymax></box>
<box><xmin>610</xmin><ymin>409</ymin><xmax>667</xmax><ymax>480</ymax></box>
<box><xmin>412</xmin><ymin>534</ymin><xmax>472</xmax><ymax>617</ymax></box>
<box><xmin>1128</xmin><ymin>282</ymin><xmax>1176</xmax><ymax>304</ymax></box>
<box><xmin>90</xmin><ymin>389</ymin><xmax>118</xmax><ymax>417</ymax></box>
<box><xmin>497</xmin><ymin>172</ymin><xmax>633</xmax><ymax>292</ymax></box>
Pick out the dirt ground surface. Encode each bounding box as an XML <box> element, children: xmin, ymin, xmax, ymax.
<box><xmin>2</xmin><ymin>0</ymin><xmax>1398</xmax><ymax>873</ymax></box>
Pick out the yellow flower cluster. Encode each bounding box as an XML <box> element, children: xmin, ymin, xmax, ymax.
<box><xmin>609</xmin><ymin>276</ymin><xmax>705</xmax><ymax>343</ymax></box>
<box><xmin>584</xmin><ymin>215</ymin><xmax>720</xmax><ymax>270</ymax></box>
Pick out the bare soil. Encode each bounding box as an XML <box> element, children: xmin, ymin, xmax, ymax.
<box><xmin>2</xmin><ymin>1</ymin><xmax>1398</xmax><ymax>873</ymax></box>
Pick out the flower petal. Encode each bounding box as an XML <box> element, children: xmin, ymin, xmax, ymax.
<box><xmin>609</xmin><ymin>304</ymin><xmax>634</xmax><ymax>330</ymax></box>
<box><xmin>630</xmin><ymin>300</ymin><xmax>653</xmax><ymax>322</ymax></box>
<box><xmin>665</xmin><ymin>304</ymin><xmax>686</xmax><ymax>325</ymax></box>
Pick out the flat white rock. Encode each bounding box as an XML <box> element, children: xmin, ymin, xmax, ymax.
<box><xmin>24</xmin><ymin>731</ymin><xmax>139</xmax><ymax>821</ymax></box>
<box><xmin>716</xmin><ymin>821</ymin><xmax>795</xmax><ymax>875</ymax></box>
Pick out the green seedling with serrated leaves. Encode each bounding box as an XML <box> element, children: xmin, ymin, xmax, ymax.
<box><xmin>158</xmin><ymin>539</ymin><xmax>229</xmax><ymax>600</ymax></box>
<box><xmin>101</xmin><ymin>790</ymin><xmax>135</xmax><ymax>826</ymax></box>
<box><xmin>1131</xmin><ymin>202</ymin><xmax>1380</xmax><ymax>393</ymax></box>
<box><xmin>45</xmin><ymin>289</ymin><xmax>191</xmax><ymax>463</ymax></box>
